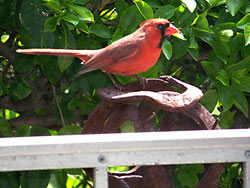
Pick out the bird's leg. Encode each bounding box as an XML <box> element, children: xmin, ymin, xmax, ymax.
<box><xmin>107</xmin><ymin>74</ymin><xmax>124</xmax><ymax>91</ymax></box>
<box><xmin>130</xmin><ymin>75</ymin><xmax>148</xmax><ymax>89</ymax></box>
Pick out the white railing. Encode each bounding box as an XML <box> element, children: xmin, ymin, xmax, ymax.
<box><xmin>0</xmin><ymin>129</ymin><xmax>250</xmax><ymax>187</ymax></box>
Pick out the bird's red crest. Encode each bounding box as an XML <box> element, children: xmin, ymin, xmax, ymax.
<box><xmin>139</xmin><ymin>18</ymin><xmax>170</xmax><ymax>27</ymax></box>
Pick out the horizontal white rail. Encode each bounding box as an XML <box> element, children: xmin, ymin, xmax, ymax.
<box><xmin>0</xmin><ymin>129</ymin><xmax>250</xmax><ymax>187</ymax></box>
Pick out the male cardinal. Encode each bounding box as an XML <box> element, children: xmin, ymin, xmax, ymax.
<box><xmin>17</xmin><ymin>18</ymin><xmax>178</xmax><ymax>88</ymax></box>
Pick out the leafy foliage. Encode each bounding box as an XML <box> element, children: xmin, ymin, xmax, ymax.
<box><xmin>0</xmin><ymin>0</ymin><xmax>249</xmax><ymax>187</ymax></box>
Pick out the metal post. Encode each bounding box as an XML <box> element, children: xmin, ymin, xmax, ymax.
<box><xmin>94</xmin><ymin>167</ymin><xmax>108</xmax><ymax>188</ymax></box>
<box><xmin>244</xmin><ymin>161</ymin><xmax>250</xmax><ymax>188</ymax></box>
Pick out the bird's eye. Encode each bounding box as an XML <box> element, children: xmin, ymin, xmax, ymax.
<box><xmin>158</xmin><ymin>24</ymin><xmax>164</xmax><ymax>30</ymax></box>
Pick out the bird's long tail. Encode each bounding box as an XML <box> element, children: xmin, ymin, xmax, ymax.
<box><xmin>16</xmin><ymin>48</ymin><xmax>95</xmax><ymax>61</ymax></box>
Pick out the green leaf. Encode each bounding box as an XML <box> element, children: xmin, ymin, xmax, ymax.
<box><xmin>67</xmin><ymin>4</ymin><xmax>94</xmax><ymax>22</ymax></box>
<box><xmin>30</xmin><ymin>126</ymin><xmax>51</xmax><ymax>136</ymax></box>
<box><xmin>232</xmin><ymin>89</ymin><xmax>248</xmax><ymax>117</ymax></box>
<box><xmin>172</xmin><ymin>39</ymin><xmax>187</xmax><ymax>58</ymax></box>
<box><xmin>88</xmin><ymin>71</ymin><xmax>112</xmax><ymax>89</ymax></box>
<box><xmin>175</xmin><ymin>6</ymin><xmax>197</xmax><ymax>27</ymax></box>
<box><xmin>14</xmin><ymin>53</ymin><xmax>35</xmax><ymax>73</ymax></box>
<box><xmin>0</xmin><ymin>172</ymin><xmax>19</xmax><ymax>188</ymax></box>
<box><xmin>144</xmin><ymin>0</ymin><xmax>161</xmax><ymax>7</ymax></box>
<box><xmin>210</xmin><ymin>39</ymin><xmax>228</xmax><ymax>63</ymax></box>
<box><xmin>19</xmin><ymin>0</ymin><xmax>47</xmax><ymax>47</ymax></box>
<box><xmin>219</xmin><ymin>29</ymin><xmax>234</xmax><ymax>42</ymax></box>
<box><xmin>226</xmin><ymin>0</ymin><xmax>245</xmax><ymax>16</ymax></box>
<box><xmin>205</xmin><ymin>0</ymin><xmax>227</xmax><ymax>7</ymax></box>
<box><xmin>187</xmin><ymin>164</ymin><xmax>205</xmax><ymax>174</ymax></box>
<box><xmin>78</xmin><ymin>96</ymin><xmax>97</xmax><ymax>115</ymax></box>
<box><xmin>201</xmin><ymin>61</ymin><xmax>221</xmax><ymax>80</ymax></box>
<box><xmin>20</xmin><ymin>171</ymin><xmax>51</xmax><ymax>188</ymax></box>
<box><xmin>76</xmin><ymin>21</ymin><xmax>89</xmax><ymax>33</ymax></box>
<box><xmin>194</xmin><ymin>13</ymin><xmax>214</xmax><ymax>33</ymax></box>
<box><xmin>58</xmin><ymin>56</ymin><xmax>75</xmax><ymax>72</ymax></box>
<box><xmin>62</xmin><ymin>12</ymin><xmax>79</xmax><ymax>26</ymax></box>
<box><xmin>134</xmin><ymin>0</ymin><xmax>154</xmax><ymax>19</ymax></box>
<box><xmin>72</xmin><ymin>0</ymin><xmax>89</xmax><ymax>5</ymax></box>
<box><xmin>215</xmin><ymin>22</ymin><xmax>236</xmax><ymax>30</ymax></box>
<box><xmin>219</xmin><ymin>110</ymin><xmax>236</xmax><ymax>129</ymax></box>
<box><xmin>182</xmin><ymin>0</ymin><xmax>197</xmax><ymax>13</ymax></box>
<box><xmin>177</xmin><ymin>169</ymin><xmax>199</xmax><ymax>187</ymax></box>
<box><xmin>115</xmin><ymin>0</ymin><xmax>129</xmax><ymax>16</ymax></box>
<box><xmin>231</xmin><ymin>68</ymin><xmax>247</xmax><ymax>79</ymax></box>
<box><xmin>162</xmin><ymin>39</ymin><xmax>172</xmax><ymax>60</ymax></box>
<box><xmin>38</xmin><ymin>56</ymin><xmax>63</xmax><ymax>84</ymax></box>
<box><xmin>155</xmin><ymin>5</ymin><xmax>176</xmax><ymax>19</ymax></box>
<box><xmin>119</xmin><ymin>6</ymin><xmax>143</xmax><ymax>33</ymax></box>
<box><xmin>58</xmin><ymin>125</ymin><xmax>82</xmax><ymax>135</ymax></box>
<box><xmin>55</xmin><ymin>96</ymin><xmax>75</xmax><ymax>125</ymax></box>
<box><xmin>120</xmin><ymin>121</ymin><xmax>135</xmax><ymax>133</ymax></box>
<box><xmin>244</xmin><ymin>23</ymin><xmax>250</xmax><ymax>46</ymax></box>
<box><xmin>232</xmin><ymin>76</ymin><xmax>250</xmax><ymax>92</ymax></box>
<box><xmin>0</xmin><ymin>119</ymin><xmax>12</xmax><ymax>137</ymax></box>
<box><xmin>41</xmin><ymin>30</ymin><xmax>55</xmax><ymax>48</ymax></box>
<box><xmin>194</xmin><ymin>28</ymin><xmax>213</xmax><ymax>44</ymax></box>
<box><xmin>216</xmin><ymin>69</ymin><xmax>230</xmax><ymax>86</ymax></box>
<box><xmin>72</xmin><ymin>74</ymin><xmax>91</xmax><ymax>93</ymax></box>
<box><xmin>200</xmin><ymin>90</ymin><xmax>218</xmax><ymax>113</ymax></box>
<box><xmin>44</xmin><ymin>17</ymin><xmax>59</xmax><ymax>32</ymax></box>
<box><xmin>57</xmin><ymin>27</ymin><xmax>77</xmax><ymax>72</ymax></box>
<box><xmin>43</xmin><ymin>0</ymin><xmax>63</xmax><ymax>14</ymax></box>
<box><xmin>89</xmin><ymin>24</ymin><xmax>112</xmax><ymax>38</ymax></box>
<box><xmin>236</xmin><ymin>13</ymin><xmax>250</xmax><ymax>29</ymax></box>
<box><xmin>188</xmin><ymin>29</ymin><xmax>198</xmax><ymax>49</ymax></box>
<box><xmin>112</xmin><ymin>28</ymin><xmax>124</xmax><ymax>42</ymax></box>
<box><xmin>68</xmin><ymin>96</ymin><xmax>81</xmax><ymax>110</ymax></box>
<box><xmin>15</xmin><ymin>124</ymin><xmax>31</xmax><ymax>137</ymax></box>
<box><xmin>226</xmin><ymin>56</ymin><xmax>250</xmax><ymax>75</ymax></box>
<box><xmin>216</xmin><ymin>84</ymin><xmax>234</xmax><ymax>112</ymax></box>
<box><xmin>187</xmin><ymin>47</ymin><xmax>199</xmax><ymax>61</ymax></box>
<box><xmin>9</xmin><ymin>77</ymin><xmax>32</xmax><ymax>103</ymax></box>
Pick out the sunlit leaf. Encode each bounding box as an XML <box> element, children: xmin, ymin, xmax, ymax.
<box><xmin>67</xmin><ymin>4</ymin><xmax>94</xmax><ymax>22</ymax></box>
<box><xmin>62</xmin><ymin>12</ymin><xmax>79</xmax><ymax>26</ymax></box>
<box><xmin>134</xmin><ymin>0</ymin><xmax>154</xmax><ymax>19</ymax></box>
<box><xmin>182</xmin><ymin>0</ymin><xmax>197</xmax><ymax>13</ymax></box>
<box><xmin>244</xmin><ymin>23</ymin><xmax>250</xmax><ymax>46</ymax></box>
<box><xmin>219</xmin><ymin>29</ymin><xmax>234</xmax><ymax>42</ymax></box>
<box><xmin>43</xmin><ymin>0</ymin><xmax>63</xmax><ymax>14</ymax></box>
<box><xmin>236</xmin><ymin>13</ymin><xmax>250</xmax><ymax>29</ymax></box>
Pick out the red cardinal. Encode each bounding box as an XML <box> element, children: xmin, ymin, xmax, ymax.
<box><xmin>17</xmin><ymin>18</ymin><xmax>178</xmax><ymax>87</ymax></box>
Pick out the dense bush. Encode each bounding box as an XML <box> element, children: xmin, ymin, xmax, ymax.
<box><xmin>0</xmin><ymin>0</ymin><xmax>249</xmax><ymax>187</ymax></box>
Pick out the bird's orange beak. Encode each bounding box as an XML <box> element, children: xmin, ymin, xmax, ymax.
<box><xmin>165</xmin><ymin>23</ymin><xmax>179</xmax><ymax>36</ymax></box>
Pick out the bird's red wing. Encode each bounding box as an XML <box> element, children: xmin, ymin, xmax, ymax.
<box><xmin>82</xmin><ymin>38</ymin><xmax>141</xmax><ymax>72</ymax></box>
